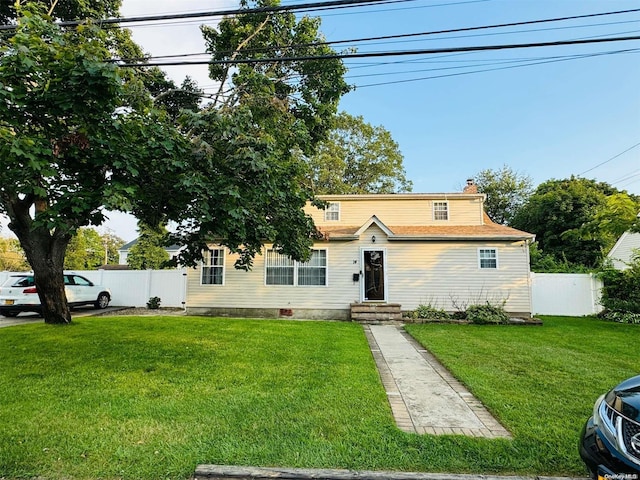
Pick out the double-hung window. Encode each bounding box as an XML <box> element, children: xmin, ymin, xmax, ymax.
<box><xmin>202</xmin><ymin>248</ymin><xmax>225</xmax><ymax>284</ymax></box>
<box><xmin>266</xmin><ymin>249</ymin><xmax>327</xmax><ymax>286</ymax></box>
<box><xmin>324</xmin><ymin>202</ymin><xmax>340</xmax><ymax>221</ymax></box>
<box><xmin>478</xmin><ymin>248</ymin><xmax>498</xmax><ymax>269</ymax></box>
<box><xmin>433</xmin><ymin>201</ymin><xmax>449</xmax><ymax>221</ymax></box>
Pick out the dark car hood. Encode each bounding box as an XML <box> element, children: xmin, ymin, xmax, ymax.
<box><xmin>605</xmin><ymin>375</ymin><xmax>640</xmax><ymax>422</ymax></box>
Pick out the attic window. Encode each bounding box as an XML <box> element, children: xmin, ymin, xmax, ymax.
<box><xmin>433</xmin><ymin>201</ymin><xmax>449</xmax><ymax>221</ymax></box>
<box><xmin>324</xmin><ymin>202</ymin><xmax>340</xmax><ymax>221</ymax></box>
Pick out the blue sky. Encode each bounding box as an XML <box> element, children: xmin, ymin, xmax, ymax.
<box><xmin>5</xmin><ymin>1</ymin><xmax>639</xmax><ymax>241</ymax></box>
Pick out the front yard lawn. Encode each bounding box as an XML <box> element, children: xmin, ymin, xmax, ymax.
<box><xmin>0</xmin><ymin>315</ymin><xmax>637</xmax><ymax>479</ymax></box>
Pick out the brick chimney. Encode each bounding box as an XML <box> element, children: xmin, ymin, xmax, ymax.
<box><xmin>463</xmin><ymin>178</ymin><xmax>478</xmax><ymax>194</ymax></box>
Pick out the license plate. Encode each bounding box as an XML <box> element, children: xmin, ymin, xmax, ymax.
<box><xmin>4</xmin><ymin>300</ymin><xmax>14</xmax><ymax>305</ymax></box>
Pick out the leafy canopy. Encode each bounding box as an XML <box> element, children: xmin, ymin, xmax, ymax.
<box><xmin>472</xmin><ymin>165</ymin><xmax>533</xmax><ymax>225</ymax></box>
<box><xmin>308</xmin><ymin>112</ymin><xmax>412</xmax><ymax>194</ymax></box>
<box><xmin>512</xmin><ymin>177</ymin><xmax>640</xmax><ymax>269</ymax></box>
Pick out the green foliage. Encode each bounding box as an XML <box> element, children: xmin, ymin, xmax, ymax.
<box><xmin>0</xmin><ymin>237</ymin><xmax>29</xmax><ymax>271</ymax></box>
<box><xmin>465</xmin><ymin>303</ymin><xmax>510</xmax><ymax>324</ymax></box>
<box><xmin>64</xmin><ymin>228</ymin><xmax>106</xmax><ymax>269</ymax></box>
<box><xmin>308</xmin><ymin>112</ymin><xmax>412</xmax><ymax>194</ymax></box>
<box><xmin>598</xmin><ymin>310</ymin><xmax>640</xmax><ymax>324</ymax></box>
<box><xmin>598</xmin><ymin>258</ymin><xmax>640</xmax><ymax>315</ymax></box>
<box><xmin>529</xmin><ymin>242</ymin><xmax>592</xmax><ymax>273</ymax></box>
<box><xmin>512</xmin><ymin>177</ymin><xmax>639</xmax><ymax>269</ymax></box>
<box><xmin>409</xmin><ymin>304</ymin><xmax>450</xmax><ymax>320</ymax></box>
<box><xmin>146</xmin><ymin>296</ymin><xmax>161</xmax><ymax>309</ymax></box>
<box><xmin>126</xmin><ymin>223</ymin><xmax>171</xmax><ymax>270</ymax></box>
<box><xmin>472</xmin><ymin>165</ymin><xmax>533</xmax><ymax>225</ymax></box>
<box><xmin>0</xmin><ymin>6</ymin><xmax>188</xmax><ymax>323</ymax></box>
<box><xmin>149</xmin><ymin>73</ymin><xmax>203</xmax><ymax>121</ymax></box>
<box><xmin>0</xmin><ymin>0</ymin><xmax>121</xmax><ymax>24</ymax></box>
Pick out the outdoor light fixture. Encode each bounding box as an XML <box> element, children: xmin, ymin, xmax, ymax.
<box><xmin>371</xmin><ymin>235</ymin><xmax>376</xmax><ymax>243</ymax></box>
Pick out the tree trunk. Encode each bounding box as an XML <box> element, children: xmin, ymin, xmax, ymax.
<box><xmin>7</xmin><ymin>200</ymin><xmax>73</xmax><ymax>324</ymax></box>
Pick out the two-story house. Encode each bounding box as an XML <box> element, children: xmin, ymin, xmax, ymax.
<box><xmin>185</xmin><ymin>184</ymin><xmax>535</xmax><ymax>320</ymax></box>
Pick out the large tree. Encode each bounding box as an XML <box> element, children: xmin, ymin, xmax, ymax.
<box><xmin>306</xmin><ymin>112</ymin><xmax>412</xmax><ymax>194</ymax></box>
<box><xmin>1</xmin><ymin>2</ymin><xmax>349</xmax><ymax>322</ymax></box>
<box><xmin>472</xmin><ymin>165</ymin><xmax>533</xmax><ymax>225</ymax></box>
<box><xmin>0</xmin><ymin>7</ymin><xmax>188</xmax><ymax>323</ymax></box>
<box><xmin>512</xmin><ymin>177</ymin><xmax>639</xmax><ymax>268</ymax></box>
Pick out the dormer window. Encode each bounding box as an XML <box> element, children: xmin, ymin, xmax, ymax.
<box><xmin>324</xmin><ymin>202</ymin><xmax>340</xmax><ymax>221</ymax></box>
<box><xmin>433</xmin><ymin>201</ymin><xmax>449</xmax><ymax>221</ymax></box>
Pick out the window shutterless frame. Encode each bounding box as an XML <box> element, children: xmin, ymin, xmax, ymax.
<box><xmin>201</xmin><ymin>248</ymin><xmax>225</xmax><ymax>285</ymax></box>
<box><xmin>478</xmin><ymin>248</ymin><xmax>498</xmax><ymax>269</ymax></box>
<box><xmin>324</xmin><ymin>202</ymin><xmax>340</xmax><ymax>221</ymax></box>
<box><xmin>265</xmin><ymin>248</ymin><xmax>328</xmax><ymax>286</ymax></box>
<box><xmin>433</xmin><ymin>201</ymin><xmax>449</xmax><ymax>221</ymax></box>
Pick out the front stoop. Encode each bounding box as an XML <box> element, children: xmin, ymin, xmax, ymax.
<box><xmin>350</xmin><ymin>303</ymin><xmax>402</xmax><ymax>323</ymax></box>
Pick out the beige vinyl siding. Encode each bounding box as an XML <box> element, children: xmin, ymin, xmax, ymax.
<box><xmin>187</xmin><ymin>243</ymin><xmax>362</xmax><ymax>310</ymax></box>
<box><xmin>306</xmin><ymin>196</ymin><xmax>484</xmax><ymax>227</ymax></box>
<box><xmin>386</xmin><ymin>240</ymin><xmax>531</xmax><ymax>313</ymax></box>
<box><xmin>187</xmin><ymin>229</ymin><xmax>531</xmax><ymax>315</ymax></box>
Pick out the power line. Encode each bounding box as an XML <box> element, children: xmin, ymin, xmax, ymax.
<box><xmin>578</xmin><ymin>141</ymin><xmax>640</xmax><ymax>176</ymax></box>
<box><xmin>353</xmin><ymin>48</ymin><xmax>638</xmax><ymax>88</ymax></box>
<box><xmin>116</xmin><ymin>35</ymin><xmax>640</xmax><ymax>67</ymax></box>
<box><xmin>0</xmin><ymin>0</ymin><xmax>414</xmax><ymax>30</ymax></box>
<box><xmin>113</xmin><ymin>10</ymin><xmax>640</xmax><ymax>63</ymax></box>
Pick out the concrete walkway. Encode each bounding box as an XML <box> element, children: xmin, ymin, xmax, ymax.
<box><xmin>364</xmin><ymin>324</ymin><xmax>510</xmax><ymax>438</ymax></box>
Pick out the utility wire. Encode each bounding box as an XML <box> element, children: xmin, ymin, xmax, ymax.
<box><xmin>113</xmin><ymin>12</ymin><xmax>640</xmax><ymax>63</ymax></box>
<box><xmin>578</xmin><ymin>142</ymin><xmax>640</xmax><ymax>176</ymax></box>
<box><xmin>116</xmin><ymin>35</ymin><xmax>640</xmax><ymax>67</ymax></box>
<box><xmin>354</xmin><ymin>48</ymin><xmax>637</xmax><ymax>87</ymax></box>
<box><xmin>0</xmin><ymin>0</ymin><xmax>413</xmax><ymax>30</ymax></box>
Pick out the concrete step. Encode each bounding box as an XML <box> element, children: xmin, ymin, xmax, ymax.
<box><xmin>350</xmin><ymin>303</ymin><xmax>402</xmax><ymax>322</ymax></box>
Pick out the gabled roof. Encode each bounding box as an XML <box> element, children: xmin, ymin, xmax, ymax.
<box><xmin>317</xmin><ymin>213</ymin><xmax>534</xmax><ymax>242</ymax></box>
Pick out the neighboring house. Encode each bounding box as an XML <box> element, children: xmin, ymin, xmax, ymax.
<box><xmin>607</xmin><ymin>231</ymin><xmax>640</xmax><ymax>270</ymax></box>
<box><xmin>117</xmin><ymin>239</ymin><xmax>183</xmax><ymax>265</ymax></box>
<box><xmin>186</xmin><ymin>183</ymin><xmax>536</xmax><ymax>321</ymax></box>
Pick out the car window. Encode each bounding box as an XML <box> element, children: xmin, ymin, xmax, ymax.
<box><xmin>72</xmin><ymin>276</ymin><xmax>93</xmax><ymax>287</ymax></box>
<box><xmin>64</xmin><ymin>275</ymin><xmax>74</xmax><ymax>286</ymax></box>
<box><xmin>8</xmin><ymin>276</ymin><xmax>35</xmax><ymax>287</ymax></box>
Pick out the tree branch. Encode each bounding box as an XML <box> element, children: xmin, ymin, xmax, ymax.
<box><xmin>213</xmin><ymin>14</ymin><xmax>271</xmax><ymax>106</ymax></box>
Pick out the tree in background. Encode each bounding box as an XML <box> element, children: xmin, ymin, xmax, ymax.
<box><xmin>308</xmin><ymin>112</ymin><xmax>412</xmax><ymax>194</ymax></box>
<box><xmin>472</xmin><ymin>165</ymin><xmax>533</xmax><ymax>225</ymax></box>
<box><xmin>145</xmin><ymin>70</ymin><xmax>203</xmax><ymax>120</ymax></box>
<box><xmin>126</xmin><ymin>223</ymin><xmax>171</xmax><ymax>270</ymax></box>
<box><xmin>0</xmin><ymin>238</ymin><xmax>30</xmax><ymax>271</ymax></box>
<box><xmin>0</xmin><ymin>0</ymin><xmax>120</xmax><ymax>24</ymax></box>
<box><xmin>64</xmin><ymin>228</ymin><xmax>124</xmax><ymax>269</ymax></box>
<box><xmin>512</xmin><ymin>177</ymin><xmax>639</xmax><ymax>269</ymax></box>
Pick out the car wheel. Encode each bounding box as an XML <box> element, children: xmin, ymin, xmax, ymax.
<box><xmin>2</xmin><ymin>311</ymin><xmax>19</xmax><ymax>317</ymax></box>
<box><xmin>94</xmin><ymin>293</ymin><xmax>110</xmax><ymax>309</ymax></box>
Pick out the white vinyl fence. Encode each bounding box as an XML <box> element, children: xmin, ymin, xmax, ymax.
<box><xmin>1</xmin><ymin>270</ymin><xmax>604</xmax><ymax>315</ymax></box>
<box><xmin>0</xmin><ymin>269</ymin><xmax>188</xmax><ymax>308</ymax></box>
<box><xmin>530</xmin><ymin>273</ymin><xmax>603</xmax><ymax>316</ymax></box>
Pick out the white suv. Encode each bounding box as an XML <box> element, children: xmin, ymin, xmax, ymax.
<box><xmin>0</xmin><ymin>273</ymin><xmax>111</xmax><ymax>317</ymax></box>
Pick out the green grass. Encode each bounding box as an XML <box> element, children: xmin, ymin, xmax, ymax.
<box><xmin>0</xmin><ymin>315</ymin><xmax>637</xmax><ymax>479</ymax></box>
